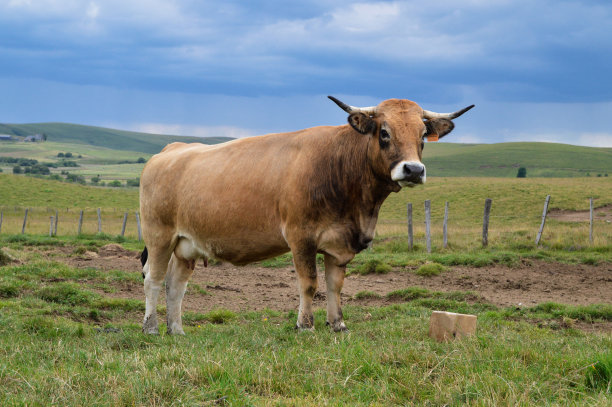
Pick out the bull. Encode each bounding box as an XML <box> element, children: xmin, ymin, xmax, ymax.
<box><xmin>139</xmin><ymin>96</ymin><xmax>474</xmax><ymax>334</ymax></box>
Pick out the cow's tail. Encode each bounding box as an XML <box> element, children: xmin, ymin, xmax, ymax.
<box><xmin>140</xmin><ymin>246</ymin><xmax>148</xmax><ymax>279</ymax></box>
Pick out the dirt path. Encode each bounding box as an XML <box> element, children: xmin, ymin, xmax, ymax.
<box><xmin>45</xmin><ymin>244</ymin><xmax>612</xmax><ymax>315</ymax></box>
<box><xmin>549</xmin><ymin>203</ymin><xmax>612</xmax><ymax>222</ymax></box>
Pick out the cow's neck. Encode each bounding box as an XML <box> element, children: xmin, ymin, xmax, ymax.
<box><xmin>329</xmin><ymin>128</ymin><xmax>396</xmax><ymax>232</ymax></box>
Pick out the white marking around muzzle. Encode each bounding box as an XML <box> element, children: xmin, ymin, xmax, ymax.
<box><xmin>390</xmin><ymin>161</ymin><xmax>426</xmax><ymax>187</ymax></box>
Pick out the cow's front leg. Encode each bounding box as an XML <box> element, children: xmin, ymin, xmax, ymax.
<box><xmin>292</xmin><ymin>242</ymin><xmax>318</xmax><ymax>331</ymax></box>
<box><xmin>165</xmin><ymin>254</ymin><xmax>195</xmax><ymax>335</ymax></box>
<box><xmin>324</xmin><ymin>253</ymin><xmax>350</xmax><ymax>332</ymax></box>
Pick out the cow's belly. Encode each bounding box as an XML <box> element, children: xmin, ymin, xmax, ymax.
<box><xmin>175</xmin><ymin>229</ymin><xmax>290</xmax><ymax>266</ymax></box>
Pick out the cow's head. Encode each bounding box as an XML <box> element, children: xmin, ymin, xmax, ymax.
<box><xmin>329</xmin><ymin>96</ymin><xmax>474</xmax><ymax>188</ymax></box>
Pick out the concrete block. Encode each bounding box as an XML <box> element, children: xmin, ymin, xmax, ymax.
<box><xmin>429</xmin><ymin>311</ymin><xmax>477</xmax><ymax>342</ymax></box>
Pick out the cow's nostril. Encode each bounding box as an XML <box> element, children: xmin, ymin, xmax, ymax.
<box><xmin>403</xmin><ymin>163</ymin><xmax>412</xmax><ymax>175</ymax></box>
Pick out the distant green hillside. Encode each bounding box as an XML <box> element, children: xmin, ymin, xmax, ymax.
<box><xmin>423</xmin><ymin>142</ymin><xmax>611</xmax><ymax>177</ymax></box>
<box><xmin>1</xmin><ymin>123</ymin><xmax>609</xmax><ymax>177</ymax></box>
<box><xmin>0</xmin><ymin>122</ymin><xmax>232</xmax><ymax>154</ymax></box>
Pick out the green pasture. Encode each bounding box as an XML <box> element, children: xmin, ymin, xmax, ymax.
<box><xmin>422</xmin><ymin>142</ymin><xmax>612</xmax><ymax>178</ymax></box>
<box><xmin>0</xmin><ymin>122</ymin><xmax>231</xmax><ymax>154</ymax></box>
<box><xmin>0</xmin><ymin>174</ymin><xmax>138</xmax><ymax>209</ymax></box>
<box><xmin>0</xmin><ymin>141</ymin><xmax>149</xmax><ymax>183</ymax></box>
<box><xmin>0</xmin><ymin>243</ymin><xmax>610</xmax><ymax>405</ymax></box>
<box><xmin>0</xmin><ymin>123</ymin><xmax>611</xmax><ymax>179</ymax></box>
<box><xmin>1</xmin><ymin>174</ymin><xmax>610</xmax><ymax>257</ymax></box>
<box><xmin>0</xmin><ymin>140</ymin><xmax>151</xmax><ymax>165</ymax></box>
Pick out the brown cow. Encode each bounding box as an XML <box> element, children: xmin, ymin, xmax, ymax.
<box><xmin>139</xmin><ymin>96</ymin><xmax>473</xmax><ymax>334</ymax></box>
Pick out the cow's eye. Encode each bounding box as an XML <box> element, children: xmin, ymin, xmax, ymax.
<box><xmin>421</xmin><ymin>140</ymin><xmax>425</xmax><ymax>151</ymax></box>
<box><xmin>381</xmin><ymin>129</ymin><xmax>390</xmax><ymax>140</ymax></box>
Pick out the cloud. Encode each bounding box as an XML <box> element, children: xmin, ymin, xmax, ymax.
<box><xmin>577</xmin><ymin>133</ymin><xmax>612</xmax><ymax>148</ymax></box>
<box><xmin>129</xmin><ymin>123</ymin><xmax>257</xmax><ymax>139</ymax></box>
<box><xmin>1</xmin><ymin>1</ymin><xmax>612</xmax><ymax>147</ymax></box>
<box><xmin>2</xmin><ymin>0</ymin><xmax>610</xmax><ymax>103</ymax></box>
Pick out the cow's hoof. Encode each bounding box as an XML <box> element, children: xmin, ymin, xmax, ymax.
<box><xmin>295</xmin><ymin>324</ymin><xmax>315</xmax><ymax>332</ymax></box>
<box><xmin>327</xmin><ymin>321</ymin><xmax>349</xmax><ymax>332</ymax></box>
<box><xmin>167</xmin><ymin>326</ymin><xmax>186</xmax><ymax>335</ymax></box>
<box><xmin>143</xmin><ymin>326</ymin><xmax>159</xmax><ymax>335</ymax></box>
<box><xmin>143</xmin><ymin>315</ymin><xmax>159</xmax><ymax>334</ymax></box>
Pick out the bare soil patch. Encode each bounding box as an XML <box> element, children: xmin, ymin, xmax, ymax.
<box><xmin>549</xmin><ymin>203</ymin><xmax>612</xmax><ymax>222</ymax></box>
<box><xmin>37</xmin><ymin>244</ymin><xmax>611</xmax><ymax>324</ymax></box>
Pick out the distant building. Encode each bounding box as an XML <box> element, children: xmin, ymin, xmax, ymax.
<box><xmin>0</xmin><ymin>134</ymin><xmax>13</xmax><ymax>141</ymax></box>
<box><xmin>24</xmin><ymin>134</ymin><xmax>45</xmax><ymax>142</ymax></box>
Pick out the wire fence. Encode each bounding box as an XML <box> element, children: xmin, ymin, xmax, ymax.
<box><xmin>0</xmin><ymin>206</ymin><xmax>142</xmax><ymax>240</ymax></box>
<box><xmin>0</xmin><ymin>195</ymin><xmax>609</xmax><ymax>251</ymax></box>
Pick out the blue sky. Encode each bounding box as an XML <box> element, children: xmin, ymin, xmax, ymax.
<box><xmin>1</xmin><ymin>0</ymin><xmax>611</xmax><ymax>146</ymax></box>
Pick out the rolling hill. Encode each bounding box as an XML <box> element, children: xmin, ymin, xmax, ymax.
<box><xmin>0</xmin><ymin>122</ymin><xmax>232</xmax><ymax>154</ymax></box>
<box><xmin>1</xmin><ymin>122</ymin><xmax>610</xmax><ymax>177</ymax></box>
<box><xmin>422</xmin><ymin>142</ymin><xmax>612</xmax><ymax>177</ymax></box>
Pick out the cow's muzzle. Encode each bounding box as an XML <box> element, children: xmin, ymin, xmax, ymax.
<box><xmin>391</xmin><ymin>161</ymin><xmax>426</xmax><ymax>187</ymax></box>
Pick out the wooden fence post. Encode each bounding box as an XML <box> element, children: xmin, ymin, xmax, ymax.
<box><xmin>407</xmin><ymin>203</ymin><xmax>413</xmax><ymax>250</ymax></box>
<box><xmin>0</xmin><ymin>211</ymin><xmax>3</xmax><ymax>233</ymax></box>
<box><xmin>97</xmin><ymin>208</ymin><xmax>102</xmax><ymax>234</ymax></box>
<box><xmin>135</xmin><ymin>212</ymin><xmax>142</xmax><ymax>241</ymax></box>
<box><xmin>54</xmin><ymin>209</ymin><xmax>58</xmax><ymax>236</ymax></box>
<box><xmin>22</xmin><ymin>208</ymin><xmax>29</xmax><ymax>234</ymax></box>
<box><xmin>443</xmin><ymin>201</ymin><xmax>449</xmax><ymax>249</ymax></box>
<box><xmin>482</xmin><ymin>199</ymin><xmax>492</xmax><ymax>247</ymax></box>
<box><xmin>49</xmin><ymin>216</ymin><xmax>54</xmax><ymax>237</ymax></box>
<box><xmin>121</xmin><ymin>212</ymin><xmax>128</xmax><ymax>237</ymax></box>
<box><xmin>589</xmin><ymin>198</ymin><xmax>594</xmax><ymax>244</ymax></box>
<box><xmin>77</xmin><ymin>210</ymin><xmax>84</xmax><ymax>235</ymax></box>
<box><xmin>424</xmin><ymin>200</ymin><xmax>431</xmax><ymax>253</ymax></box>
<box><xmin>535</xmin><ymin>195</ymin><xmax>551</xmax><ymax>246</ymax></box>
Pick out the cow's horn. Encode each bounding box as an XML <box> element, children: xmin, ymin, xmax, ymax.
<box><xmin>328</xmin><ymin>96</ymin><xmax>377</xmax><ymax>116</ymax></box>
<box><xmin>423</xmin><ymin>104</ymin><xmax>475</xmax><ymax>120</ymax></box>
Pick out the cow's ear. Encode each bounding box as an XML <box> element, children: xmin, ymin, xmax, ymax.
<box><xmin>425</xmin><ymin>118</ymin><xmax>455</xmax><ymax>140</ymax></box>
<box><xmin>348</xmin><ymin>113</ymin><xmax>376</xmax><ymax>135</ymax></box>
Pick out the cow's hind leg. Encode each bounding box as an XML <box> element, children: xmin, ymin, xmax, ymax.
<box><xmin>143</xmin><ymin>244</ymin><xmax>173</xmax><ymax>334</ymax></box>
<box><xmin>165</xmin><ymin>254</ymin><xmax>195</xmax><ymax>335</ymax></box>
<box><xmin>324</xmin><ymin>253</ymin><xmax>349</xmax><ymax>332</ymax></box>
<box><xmin>291</xmin><ymin>241</ymin><xmax>318</xmax><ymax>331</ymax></box>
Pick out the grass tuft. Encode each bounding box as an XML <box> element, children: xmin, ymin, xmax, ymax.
<box><xmin>415</xmin><ymin>262</ymin><xmax>446</xmax><ymax>277</ymax></box>
<box><xmin>36</xmin><ymin>282</ymin><xmax>98</xmax><ymax>306</ymax></box>
<box><xmin>0</xmin><ymin>248</ymin><xmax>17</xmax><ymax>266</ymax></box>
<box><xmin>387</xmin><ymin>287</ymin><xmax>431</xmax><ymax>301</ymax></box>
<box><xmin>354</xmin><ymin>290</ymin><xmax>382</xmax><ymax>300</ymax></box>
<box><xmin>354</xmin><ymin>259</ymin><xmax>392</xmax><ymax>275</ymax></box>
<box><xmin>585</xmin><ymin>352</ymin><xmax>612</xmax><ymax>392</ymax></box>
<box><xmin>0</xmin><ymin>281</ymin><xmax>21</xmax><ymax>298</ymax></box>
<box><xmin>205</xmin><ymin>308</ymin><xmax>237</xmax><ymax>324</ymax></box>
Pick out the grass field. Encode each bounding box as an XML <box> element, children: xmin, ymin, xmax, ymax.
<box><xmin>0</xmin><ymin>122</ymin><xmax>232</xmax><ymax>154</ymax></box>
<box><xmin>0</xmin><ymin>169</ymin><xmax>610</xmax><ymax>404</ymax></box>
<box><xmin>422</xmin><ymin>142</ymin><xmax>612</xmax><ymax>178</ymax></box>
<box><xmin>1</xmin><ymin>124</ymin><xmax>611</xmax><ymax>180</ymax></box>
<box><xmin>0</xmin><ymin>237</ymin><xmax>610</xmax><ymax>405</ymax></box>
<box><xmin>1</xmin><ymin>174</ymin><xmax>610</xmax><ymax>261</ymax></box>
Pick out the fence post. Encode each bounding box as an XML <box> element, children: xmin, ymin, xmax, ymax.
<box><xmin>121</xmin><ymin>212</ymin><xmax>128</xmax><ymax>236</ymax></box>
<box><xmin>535</xmin><ymin>195</ymin><xmax>551</xmax><ymax>246</ymax></box>
<box><xmin>482</xmin><ymin>198</ymin><xmax>492</xmax><ymax>247</ymax></box>
<box><xmin>135</xmin><ymin>212</ymin><xmax>142</xmax><ymax>241</ymax></box>
<box><xmin>49</xmin><ymin>216</ymin><xmax>54</xmax><ymax>237</ymax></box>
<box><xmin>97</xmin><ymin>208</ymin><xmax>102</xmax><ymax>234</ymax></box>
<box><xmin>22</xmin><ymin>208</ymin><xmax>29</xmax><ymax>234</ymax></box>
<box><xmin>443</xmin><ymin>201</ymin><xmax>449</xmax><ymax>249</ymax></box>
<box><xmin>54</xmin><ymin>209</ymin><xmax>59</xmax><ymax>236</ymax></box>
<box><xmin>589</xmin><ymin>198</ymin><xmax>594</xmax><ymax>244</ymax></box>
<box><xmin>424</xmin><ymin>200</ymin><xmax>431</xmax><ymax>253</ymax></box>
<box><xmin>78</xmin><ymin>210</ymin><xmax>84</xmax><ymax>235</ymax></box>
<box><xmin>0</xmin><ymin>211</ymin><xmax>3</xmax><ymax>233</ymax></box>
<box><xmin>407</xmin><ymin>203</ymin><xmax>413</xmax><ymax>250</ymax></box>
